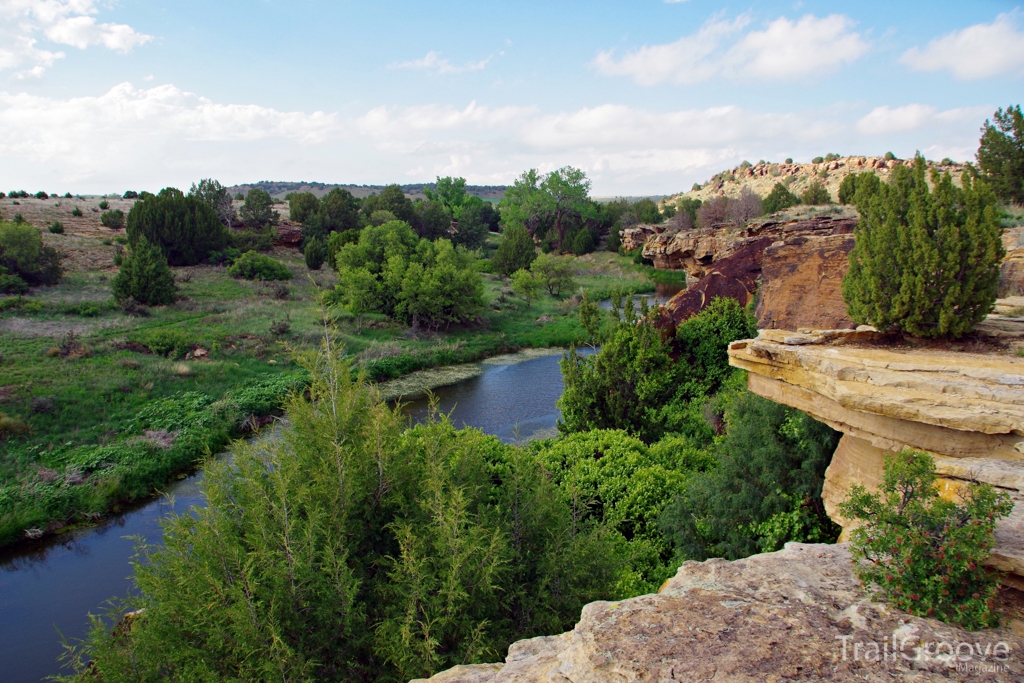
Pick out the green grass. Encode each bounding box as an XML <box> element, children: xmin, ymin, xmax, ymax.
<box><xmin>0</xmin><ymin>244</ymin><xmax>664</xmax><ymax>547</ymax></box>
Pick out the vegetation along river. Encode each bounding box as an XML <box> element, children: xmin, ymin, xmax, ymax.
<box><xmin>0</xmin><ymin>348</ymin><xmax>591</xmax><ymax>683</ymax></box>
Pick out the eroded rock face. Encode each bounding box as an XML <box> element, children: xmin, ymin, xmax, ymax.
<box><xmin>728</xmin><ymin>329</ymin><xmax>1024</xmax><ymax>587</ymax></box>
<box><xmin>619</xmin><ymin>224</ymin><xmax>663</xmax><ymax>252</ymax></box>
<box><xmin>412</xmin><ymin>544</ymin><xmax>1024</xmax><ymax>683</ymax></box>
<box><xmin>756</xmin><ymin>234</ymin><xmax>856</xmax><ymax>331</ymax></box>
<box><xmin>272</xmin><ymin>221</ymin><xmax>303</xmax><ymax>247</ymax></box>
<box><xmin>657</xmin><ymin>238</ymin><xmax>771</xmax><ymax>326</ymax></box>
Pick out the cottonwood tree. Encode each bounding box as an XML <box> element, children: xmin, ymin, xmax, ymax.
<box><xmin>500</xmin><ymin>167</ymin><xmax>594</xmax><ymax>251</ymax></box>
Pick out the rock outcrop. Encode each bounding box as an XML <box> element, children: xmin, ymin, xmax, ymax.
<box><xmin>756</xmin><ymin>233</ymin><xmax>856</xmax><ymax>331</ymax></box>
<box><xmin>656</xmin><ymin>238</ymin><xmax>770</xmax><ymax>326</ymax></box>
<box><xmin>413</xmin><ymin>543</ymin><xmax>1023</xmax><ymax>683</ymax></box>
<box><xmin>271</xmin><ymin>221</ymin><xmax>303</xmax><ymax>247</ymax></box>
<box><xmin>619</xmin><ymin>224</ymin><xmax>664</xmax><ymax>252</ymax></box>
<box><xmin>728</xmin><ymin>328</ymin><xmax>1024</xmax><ymax>588</ymax></box>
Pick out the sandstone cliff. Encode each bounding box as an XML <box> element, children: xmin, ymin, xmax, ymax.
<box><xmin>728</xmin><ymin>326</ymin><xmax>1024</xmax><ymax>589</ymax></box>
<box><xmin>661</xmin><ymin>156</ymin><xmax>969</xmax><ymax>208</ymax></box>
<box><xmin>414</xmin><ymin>544</ymin><xmax>1023</xmax><ymax>683</ymax></box>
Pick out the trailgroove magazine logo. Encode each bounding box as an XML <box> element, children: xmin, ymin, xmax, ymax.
<box><xmin>836</xmin><ymin>630</ymin><xmax>1011</xmax><ymax>673</ymax></box>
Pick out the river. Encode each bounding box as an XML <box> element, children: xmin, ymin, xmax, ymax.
<box><xmin>0</xmin><ymin>348</ymin><xmax>588</xmax><ymax>683</ymax></box>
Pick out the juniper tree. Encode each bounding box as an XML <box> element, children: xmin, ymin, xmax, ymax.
<box><xmin>111</xmin><ymin>235</ymin><xmax>177</xmax><ymax>306</ymax></box>
<box><xmin>842</xmin><ymin>155</ymin><xmax>1004</xmax><ymax>338</ymax></box>
<box><xmin>976</xmin><ymin>104</ymin><xmax>1024</xmax><ymax>205</ymax></box>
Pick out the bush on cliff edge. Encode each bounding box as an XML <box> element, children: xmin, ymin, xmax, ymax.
<box><xmin>842</xmin><ymin>155</ymin><xmax>1004</xmax><ymax>338</ymax></box>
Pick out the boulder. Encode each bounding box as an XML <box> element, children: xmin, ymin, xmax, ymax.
<box><xmin>413</xmin><ymin>544</ymin><xmax>1024</xmax><ymax>683</ymax></box>
<box><xmin>619</xmin><ymin>224</ymin><xmax>663</xmax><ymax>252</ymax></box>
<box><xmin>756</xmin><ymin>233</ymin><xmax>856</xmax><ymax>331</ymax></box>
<box><xmin>1000</xmin><ymin>247</ymin><xmax>1024</xmax><ymax>298</ymax></box>
<box><xmin>657</xmin><ymin>238</ymin><xmax>771</xmax><ymax>326</ymax></box>
<box><xmin>728</xmin><ymin>328</ymin><xmax>1024</xmax><ymax>588</ymax></box>
<box><xmin>272</xmin><ymin>221</ymin><xmax>303</xmax><ymax>247</ymax></box>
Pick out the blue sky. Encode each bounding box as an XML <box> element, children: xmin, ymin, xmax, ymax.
<box><xmin>1</xmin><ymin>1</ymin><xmax>1022</xmax><ymax>195</ymax></box>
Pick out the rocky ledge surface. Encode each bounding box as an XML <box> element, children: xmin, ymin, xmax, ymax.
<box><xmin>728</xmin><ymin>328</ymin><xmax>1024</xmax><ymax>587</ymax></box>
<box><xmin>414</xmin><ymin>544</ymin><xmax>1023</xmax><ymax>683</ymax></box>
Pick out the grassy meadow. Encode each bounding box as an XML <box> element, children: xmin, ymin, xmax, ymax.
<box><xmin>0</xmin><ymin>204</ymin><xmax>658</xmax><ymax>547</ymax></box>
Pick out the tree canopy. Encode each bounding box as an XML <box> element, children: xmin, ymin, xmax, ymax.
<box><xmin>125</xmin><ymin>189</ymin><xmax>228</xmax><ymax>266</ymax></box>
<box><xmin>500</xmin><ymin>167</ymin><xmax>593</xmax><ymax>251</ymax></box>
<box><xmin>842</xmin><ymin>155</ymin><xmax>1004</xmax><ymax>338</ymax></box>
<box><xmin>977</xmin><ymin>104</ymin><xmax>1024</xmax><ymax>205</ymax></box>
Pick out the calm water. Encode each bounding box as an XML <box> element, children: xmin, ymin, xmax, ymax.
<box><xmin>0</xmin><ymin>350</ymin><xmax>583</xmax><ymax>682</ymax></box>
<box><xmin>597</xmin><ymin>282</ymin><xmax>685</xmax><ymax>311</ymax></box>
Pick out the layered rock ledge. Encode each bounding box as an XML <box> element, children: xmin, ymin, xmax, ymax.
<box><xmin>727</xmin><ymin>328</ymin><xmax>1024</xmax><ymax>588</ymax></box>
<box><xmin>414</xmin><ymin>544</ymin><xmax>1023</xmax><ymax>683</ymax></box>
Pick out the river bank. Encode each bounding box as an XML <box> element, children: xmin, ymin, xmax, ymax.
<box><xmin>0</xmin><ymin>348</ymin><xmax>584</xmax><ymax>683</ymax></box>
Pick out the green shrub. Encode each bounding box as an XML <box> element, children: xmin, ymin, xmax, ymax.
<box><xmin>840</xmin><ymin>450</ymin><xmax>1012</xmax><ymax>629</ymax></box>
<box><xmin>111</xmin><ymin>236</ymin><xmax>177</xmax><ymax>306</ymax></box>
<box><xmin>842</xmin><ymin>156</ymin><xmax>1004</xmax><ymax>338</ymax></box>
<box><xmin>530</xmin><ymin>253</ymin><xmax>576</xmax><ymax>296</ymax></box>
<box><xmin>800</xmin><ymin>180</ymin><xmax>831</xmax><ymax>205</ymax></box>
<box><xmin>126</xmin><ymin>189</ymin><xmax>228</xmax><ymax>266</ymax></box>
<box><xmin>98</xmin><ymin>199</ymin><xmax>109</xmax><ymax>210</ymax></box>
<box><xmin>762</xmin><ymin>182</ymin><xmax>800</xmax><ymax>214</ymax></box>
<box><xmin>239</xmin><ymin>188</ymin><xmax>279</xmax><ymax>229</ymax></box>
<box><xmin>71</xmin><ymin>206</ymin><xmax>83</xmax><ymax>217</ymax></box>
<box><xmin>837</xmin><ymin>173</ymin><xmax>862</xmax><ymax>204</ymax></box>
<box><xmin>884</xmin><ymin>151</ymin><xmax>896</xmax><ymax>161</ymax></box>
<box><xmin>606</xmin><ymin>227</ymin><xmax>621</xmax><ymax>252</ymax></box>
<box><xmin>812</xmin><ymin>156</ymin><xmax>824</xmax><ymax>164</ymax></box>
<box><xmin>229</xmin><ymin>227</ymin><xmax>274</xmax><ymax>253</ymax></box>
<box><xmin>35</xmin><ymin>191</ymin><xmax>49</xmax><ymax>199</ymax></box>
<box><xmin>0</xmin><ymin>412</ymin><xmax>30</xmax><ymax>439</ymax></box>
<box><xmin>227</xmin><ymin>250</ymin><xmax>292</xmax><ymax>280</ymax></box>
<box><xmin>47</xmin><ymin>221</ymin><xmax>64</xmax><ymax>234</ymax></box>
<box><xmin>100</xmin><ymin>209</ymin><xmax>125</xmax><ymax>229</ymax></box>
<box><xmin>0</xmin><ymin>266</ymin><xmax>28</xmax><ymax>294</ymax></box>
<box><xmin>288</xmin><ymin>191</ymin><xmax>319</xmax><ymax>224</ymax></box>
<box><xmin>570</xmin><ymin>228</ymin><xmax>595</xmax><ymax>255</ymax></box>
<box><xmin>0</xmin><ymin>220</ymin><xmax>63</xmax><ymax>286</ymax></box>
<box><xmin>123</xmin><ymin>190</ymin><xmax>138</xmax><ymax>199</ymax></box>
<box><xmin>132</xmin><ymin>328</ymin><xmax>191</xmax><ymax>358</ymax></box>
<box><xmin>304</xmin><ymin>237</ymin><xmax>326</xmax><ymax>270</ymax></box>
<box><xmin>492</xmin><ymin>224</ymin><xmax>537</xmax><ymax>276</ymax></box>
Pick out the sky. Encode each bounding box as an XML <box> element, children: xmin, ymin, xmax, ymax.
<box><xmin>1</xmin><ymin>0</ymin><xmax>1022</xmax><ymax>196</ymax></box>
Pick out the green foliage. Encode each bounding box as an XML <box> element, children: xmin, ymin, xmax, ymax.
<box><xmin>239</xmin><ymin>188</ymin><xmax>279</xmax><ymax>229</ymax></box>
<box><xmin>362</xmin><ymin>184</ymin><xmax>415</xmax><ymax>225</ymax></box>
<box><xmin>371</xmin><ymin>209</ymin><xmax>399</xmax><ymax>226</ymax></box>
<box><xmin>800</xmin><ymin>180</ymin><xmax>832</xmax><ymax>205</ymax></box>
<box><xmin>288</xmin><ymin>191</ymin><xmax>320</xmax><ymax>224</ymax></box>
<box><xmin>227</xmin><ymin>250</ymin><xmax>293</xmax><ymax>281</ymax></box>
<box><xmin>229</xmin><ymin>226</ymin><xmax>275</xmax><ymax>253</ymax></box>
<box><xmin>304</xmin><ymin>237</ymin><xmax>326</xmax><ymax>270</ymax></box>
<box><xmin>188</xmin><ymin>178</ymin><xmax>235</xmax><ymax>227</ymax></box>
<box><xmin>62</xmin><ymin>342</ymin><xmax>622</xmax><ymax>682</ymax></box>
<box><xmin>837</xmin><ymin>173</ymin><xmax>861</xmax><ymax>204</ymax></box>
<box><xmin>530</xmin><ymin>253</ymin><xmax>576</xmax><ymax>297</ymax></box>
<box><xmin>762</xmin><ymin>182</ymin><xmax>800</xmax><ymax>214</ymax></box>
<box><xmin>840</xmin><ymin>450</ymin><xmax>1013</xmax><ymax>630</ymax></box>
<box><xmin>842</xmin><ymin>155</ymin><xmax>1004</xmax><ymax>338</ymax></box>
<box><xmin>99</xmin><ymin>208</ymin><xmax>125</xmax><ymax>229</ymax></box>
<box><xmin>47</xmin><ymin>221</ymin><xmax>64</xmax><ymax>234</ymax></box>
<box><xmin>577</xmin><ymin>289</ymin><xmax>601</xmax><ymax>347</ymax></box>
<box><xmin>70</xmin><ymin>206</ymin><xmax>83</xmax><ymax>217</ymax></box>
<box><xmin>302</xmin><ymin>188</ymin><xmax>361</xmax><ymax>243</ymax></box>
<box><xmin>453</xmin><ymin>196</ymin><xmax>498</xmax><ymax>249</ymax></box>
<box><xmin>660</xmin><ymin>385</ymin><xmax>841</xmax><ymax>562</ymax></box>
<box><xmin>0</xmin><ymin>220</ymin><xmax>64</xmax><ymax>286</ymax></box>
<box><xmin>492</xmin><ymin>224</ymin><xmax>537</xmax><ymax>276</ymax></box>
<box><xmin>510</xmin><ymin>268</ymin><xmax>539</xmax><ymax>308</ymax></box>
<box><xmin>605</xmin><ymin>226</ymin><xmax>621</xmax><ymax>252</ymax></box>
<box><xmin>500</xmin><ymin>167</ymin><xmax>593</xmax><ymax>251</ymax></box>
<box><xmin>0</xmin><ymin>265</ymin><xmax>28</xmax><ymax>294</ymax></box>
<box><xmin>559</xmin><ymin>297</ymin><xmax>756</xmax><ymax>444</ymax></box>
<box><xmin>977</xmin><ymin>104</ymin><xmax>1024</xmax><ymax>204</ymax></box>
<box><xmin>812</xmin><ymin>156</ymin><xmax>824</xmax><ymax>164</ymax></box>
<box><xmin>533</xmin><ymin>429</ymin><xmax>711</xmax><ymax>593</ymax></box>
<box><xmin>884</xmin><ymin>151</ymin><xmax>896</xmax><ymax>161</ymax></box>
<box><xmin>126</xmin><ymin>189</ymin><xmax>228</xmax><ymax>266</ymax></box>
<box><xmin>330</xmin><ymin>220</ymin><xmax>483</xmax><ymax>330</ymax></box>
<box><xmin>570</xmin><ymin>228</ymin><xmax>595</xmax><ymax>255</ymax></box>
<box><xmin>111</xmin><ymin>236</ymin><xmax>177</xmax><ymax>306</ymax></box>
<box><xmin>122</xmin><ymin>190</ymin><xmax>138</xmax><ymax>199</ymax></box>
<box><xmin>424</xmin><ymin>176</ymin><xmax>468</xmax><ymax>222</ymax></box>
<box><xmin>98</xmin><ymin>199</ymin><xmax>109</xmax><ymax>210</ymax></box>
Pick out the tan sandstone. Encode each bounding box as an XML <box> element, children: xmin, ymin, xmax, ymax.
<box><xmin>413</xmin><ymin>544</ymin><xmax>1023</xmax><ymax>683</ymax></box>
<box><xmin>728</xmin><ymin>329</ymin><xmax>1024</xmax><ymax>587</ymax></box>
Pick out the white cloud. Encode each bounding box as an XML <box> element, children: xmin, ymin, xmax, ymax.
<box><xmin>0</xmin><ymin>0</ymin><xmax>151</xmax><ymax>76</ymax></box>
<box><xmin>0</xmin><ymin>81</ymin><xmax>991</xmax><ymax>195</ymax></box>
<box><xmin>389</xmin><ymin>51</ymin><xmax>491</xmax><ymax>75</ymax></box>
<box><xmin>855</xmin><ymin>104</ymin><xmax>989</xmax><ymax>135</ymax></box>
<box><xmin>593</xmin><ymin>13</ymin><xmax>867</xmax><ymax>85</ymax></box>
<box><xmin>900</xmin><ymin>13</ymin><xmax>1024</xmax><ymax>80</ymax></box>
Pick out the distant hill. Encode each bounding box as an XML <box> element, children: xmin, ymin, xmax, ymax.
<box><xmin>226</xmin><ymin>181</ymin><xmax>508</xmax><ymax>203</ymax></box>
<box><xmin>661</xmin><ymin>156</ymin><xmax>970</xmax><ymax>208</ymax></box>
